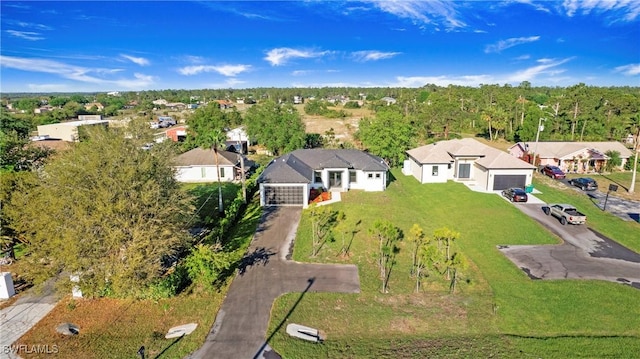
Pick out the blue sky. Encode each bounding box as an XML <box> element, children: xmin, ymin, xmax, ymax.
<box><xmin>1</xmin><ymin>1</ymin><xmax>639</xmax><ymax>93</ymax></box>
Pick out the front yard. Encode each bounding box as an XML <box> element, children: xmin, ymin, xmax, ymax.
<box><xmin>267</xmin><ymin>169</ymin><xmax>640</xmax><ymax>358</ymax></box>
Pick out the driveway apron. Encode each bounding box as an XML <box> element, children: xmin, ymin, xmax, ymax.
<box><xmin>187</xmin><ymin>207</ymin><xmax>360</xmax><ymax>359</ymax></box>
<box><xmin>500</xmin><ymin>203</ymin><xmax>640</xmax><ymax>288</ymax></box>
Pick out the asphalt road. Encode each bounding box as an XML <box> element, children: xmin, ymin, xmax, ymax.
<box><xmin>186</xmin><ymin>207</ymin><xmax>360</xmax><ymax>359</ymax></box>
<box><xmin>500</xmin><ymin>202</ymin><xmax>640</xmax><ymax>288</ymax></box>
<box><xmin>558</xmin><ymin>177</ymin><xmax>640</xmax><ymax>222</ymax></box>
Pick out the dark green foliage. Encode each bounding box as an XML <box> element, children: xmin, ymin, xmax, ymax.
<box><xmin>605</xmin><ymin>150</ymin><xmax>622</xmax><ymax>171</ymax></box>
<box><xmin>244</xmin><ymin>100</ymin><xmax>305</xmax><ymax>155</ymax></box>
<box><xmin>10</xmin><ymin>127</ymin><xmax>194</xmax><ymax>298</ymax></box>
<box><xmin>343</xmin><ymin>101</ymin><xmax>360</xmax><ymax>109</ymax></box>
<box><xmin>356</xmin><ymin>107</ymin><xmax>413</xmax><ymax>166</ymax></box>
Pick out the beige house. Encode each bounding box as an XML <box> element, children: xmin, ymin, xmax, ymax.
<box><xmin>508</xmin><ymin>141</ymin><xmax>633</xmax><ymax>173</ymax></box>
<box><xmin>405</xmin><ymin>138</ymin><xmax>536</xmax><ymax>191</ymax></box>
<box><xmin>173</xmin><ymin>148</ymin><xmax>249</xmax><ymax>183</ymax></box>
<box><xmin>37</xmin><ymin>119</ymin><xmax>109</xmax><ymax>142</ymax></box>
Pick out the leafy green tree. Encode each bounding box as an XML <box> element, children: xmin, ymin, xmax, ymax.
<box><xmin>448</xmin><ymin>252</ymin><xmax>469</xmax><ymax>294</ymax></box>
<box><xmin>369</xmin><ymin>220</ymin><xmax>402</xmax><ymax>293</ymax></box>
<box><xmin>407</xmin><ymin>224</ymin><xmax>425</xmax><ymax>277</ymax></box>
<box><xmin>244</xmin><ymin>100</ymin><xmax>305</xmax><ymax>156</ymax></box>
<box><xmin>9</xmin><ymin>126</ymin><xmax>193</xmax><ymax>298</ymax></box>
<box><xmin>186</xmin><ymin>103</ymin><xmax>232</xmax><ymax>213</ymax></box>
<box><xmin>433</xmin><ymin>227</ymin><xmax>460</xmax><ymax>280</ymax></box>
<box><xmin>605</xmin><ymin>150</ymin><xmax>622</xmax><ymax>172</ymax></box>
<box><xmin>415</xmin><ymin>241</ymin><xmax>442</xmax><ymax>293</ymax></box>
<box><xmin>308</xmin><ymin>203</ymin><xmax>338</xmax><ymax>257</ymax></box>
<box><xmin>356</xmin><ymin>107</ymin><xmax>413</xmax><ymax>167</ymax></box>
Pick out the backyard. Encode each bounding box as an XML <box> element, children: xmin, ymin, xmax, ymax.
<box><xmin>266</xmin><ymin>169</ymin><xmax>640</xmax><ymax>358</ymax></box>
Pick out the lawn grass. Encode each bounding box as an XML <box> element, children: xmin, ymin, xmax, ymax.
<box><xmin>14</xmin><ymin>193</ymin><xmax>264</xmax><ymax>359</ymax></box>
<box><xmin>267</xmin><ymin>169</ymin><xmax>640</xmax><ymax>358</ymax></box>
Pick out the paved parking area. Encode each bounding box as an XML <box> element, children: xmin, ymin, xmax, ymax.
<box><xmin>187</xmin><ymin>207</ymin><xmax>360</xmax><ymax>359</ymax></box>
<box><xmin>500</xmin><ymin>203</ymin><xmax>640</xmax><ymax>288</ymax></box>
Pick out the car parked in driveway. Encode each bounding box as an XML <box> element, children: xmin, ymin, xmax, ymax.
<box><xmin>501</xmin><ymin>187</ymin><xmax>528</xmax><ymax>202</ymax></box>
<box><xmin>568</xmin><ymin>177</ymin><xmax>598</xmax><ymax>191</ymax></box>
<box><xmin>541</xmin><ymin>165</ymin><xmax>566</xmax><ymax>179</ymax></box>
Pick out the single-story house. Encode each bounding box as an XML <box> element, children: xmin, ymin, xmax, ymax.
<box><xmin>37</xmin><ymin>119</ymin><xmax>109</xmax><ymax>142</ymax></box>
<box><xmin>405</xmin><ymin>138</ymin><xmax>536</xmax><ymax>191</ymax></box>
<box><xmin>508</xmin><ymin>141</ymin><xmax>633</xmax><ymax>173</ymax></box>
<box><xmin>258</xmin><ymin>149</ymin><xmax>389</xmax><ymax>207</ymax></box>
<box><xmin>173</xmin><ymin>148</ymin><xmax>250</xmax><ymax>183</ymax></box>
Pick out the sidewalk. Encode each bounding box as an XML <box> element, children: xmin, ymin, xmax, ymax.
<box><xmin>0</xmin><ymin>279</ymin><xmax>59</xmax><ymax>359</ymax></box>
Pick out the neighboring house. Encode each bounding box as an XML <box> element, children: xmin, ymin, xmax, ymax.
<box><xmin>380</xmin><ymin>97</ymin><xmax>397</xmax><ymax>105</ymax></box>
<box><xmin>78</xmin><ymin>114</ymin><xmax>102</xmax><ymax>121</ymax></box>
<box><xmin>173</xmin><ymin>148</ymin><xmax>248</xmax><ymax>183</ymax></box>
<box><xmin>508</xmin><ymin>141</ymin><xmax>633</xmax><ymax>173</ymax></box>
<box><xmin>165</xmin><ymin>126</ymin><xmax>187</xmax><ymax>142</ymax></box>
<box><xmin>215</xmin><ymin>100</ymin><xmax>234</xmax><ymax>109</ymax></box>
<box><xmin>34</xmin><ymin>105</ymin><xmax>54</xmax><ymax>114</ymax></box>
<box><xmin>258</xmin><ymin>149</ymin><xmax>389</xmax><ymax>207</ymax></box>
<box><xmin>226</xmin><ymin>126</ymin><xmax>250</xmax><ymax>154</ymax></box>
<box><xmin>37</xmin><ymin>119</ymin><xmax>109</xmax><ymax>142</ymax></box>
<box><xmin>406</xmin><ymin>138</ymin><xmax>536</xmax><ymax>191</ymax></box>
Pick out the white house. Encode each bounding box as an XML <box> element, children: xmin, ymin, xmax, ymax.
<box><xmin>258</xmin><ymin>149</ymin><xmax>389</xmax><ymax>207</ymax></box>
<box><xmin>406</xmin><ymin>138</ymin><xmax>536</xmax><ymax>191</ymax></box>
<box><xmin>173</xmin><ymin>148</ymin><xmax>247</xmax><ymax>183</ymax></box>
<box><xmin>37</xmin><ymin>119</ymin><xmax>109</xmax><ymax>142</ymax></box>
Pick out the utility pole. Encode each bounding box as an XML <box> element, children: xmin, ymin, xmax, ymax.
<box><xmin>238</xmin><ymin>134</ymin><xmax>247</xmax><ymax>203</ymax></box>
<box><xmin>630</xmin><ymin>128</ymin><xmax>639</xmax><ymax>193</ymax></box>
<box><xmin>532</xmin><ymin>117</ymin><xmax>546</xmax><ymax>168</ymax></box>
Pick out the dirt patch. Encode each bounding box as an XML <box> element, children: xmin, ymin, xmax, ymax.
<box><xmin>303</xmin><ymin>116</ymin><xmax>361</xmax><ymax>143</ymax></box>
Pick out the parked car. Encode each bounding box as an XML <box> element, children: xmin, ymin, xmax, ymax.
<box><xmin>501</xmin><ymin>187</ymin><xmax>528</xmax><ymax>202</ymax></box>
<box><xmin>541</xmin><ymin>165</ymin><xmax>566</xmax><ymax>179</ymax></box>
<box><xmin>568</xmin><ymin>177</ymin><xmax>598</xmax><ymax>191</ymax></box>
<box><xmin>543</xmin><ymin>203</ymin><xmax>587</xmax><ymax>225</ymax></box>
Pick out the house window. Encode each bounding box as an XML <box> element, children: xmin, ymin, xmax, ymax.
<box><xmin>448</xmin><ymin>163</ymin><xmax>452</xmax><ymax>170</ymax></box>
<box><xmin>314</xmin><ymin>171</ymin><xmax>322</xmax><ymax>183</ymax></box>
<box><xmin>368</xmin><ymin>173</ymin><xmax>373</xmax><ymax>179</ymax></box>
<box><xmin>375</xmin><ymin>173</ymin><xmax>381</xmax><ymax>178</ymax></box>
<box><xmin>201</xmin><ymin>167</ymin><xmax>206</xmax><ymax>178</ymax></box>
<box><xmin>219</xmin><ymin>167</ymin><xmax>225</xmax><ymax>178</ymax></box>
<box><xmin>349</xmin><ymin>170</ymin><xmax>357</xmax><ymax>183</ymax></box>
<box><xmin>432</xmin><ymin>166</ymin><xmax>439</xmax><ymax>176</ymax></box>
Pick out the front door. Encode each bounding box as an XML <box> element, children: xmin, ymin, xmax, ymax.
<box><xmin>458</xmin><ymin>163</ymin><xmax>471</xmax><ymax>179</ymax></box>
<box><xmin>329</xmin><ymin>171</ymin><xmax>342</xmax><ymax>189</ymax></box>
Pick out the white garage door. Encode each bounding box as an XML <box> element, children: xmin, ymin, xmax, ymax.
<box><xmin>263</xmin><ymin>185</ymin><xmax>305</xmax><ymax>206</ymax></box>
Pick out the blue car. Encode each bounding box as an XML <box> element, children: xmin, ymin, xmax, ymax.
<box><xmin>568</xmin><ymin>177</ymin><xmax>598</xmax><ymax>191</ymax></box>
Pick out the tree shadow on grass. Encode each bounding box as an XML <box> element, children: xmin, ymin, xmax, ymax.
<box><xmin>253</xmin><ymin>277</ymin><xmax>316</xmax><ymax>359</ymax></box>
<box><xmin>153</xmin><ymin>334</ymin><xmax>184</xmax><ymax>359</ymax></box>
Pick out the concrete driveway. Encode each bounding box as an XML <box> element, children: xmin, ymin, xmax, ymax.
<box><xmin>499</xmin><ymin>203</ymin><xmax>640</xmax><ymax>288</ymax></box>
<box><xmin>186</xmin><ymin>207</ymin><xmax>360</xmax><ymax>359</ymax></box>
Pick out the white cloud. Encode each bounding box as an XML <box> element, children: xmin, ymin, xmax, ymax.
<box><xmin>6</xmin><ymin>30</ymin><xmax>44</xmax><ymax>41</ymax></box>
<box><xmin>614</xmin><ymin>63</ymin><xmax>640</xmax><ymax>76</ymax></box>
<box><xmin>351</xmin><ymin>50</ymin><xmax>401</xmax><ymax>62</ymax></box>
<box><xmin>484</xmin><ymin>36</ymin><xmax>540</xmax><ymax>53</ymax></box>
<box><xmin>264</xmin><ymin>47</ymin><xmax>331</xmax><ymax>66</ymax></box>
<box><xmin>120</xmin><ymin>54</ymin><xmax>150</xmax><ymax>66</ymax></box>
<box><xmin>0</xmin><ymin>55</ymin><xmax>155</xmax><ymax>89</ymax></box>
<box><xmin>504</xmin><ymin>57</ymin><xmax>573</xmax><ymax>82</ymax></box>
<box><xmin>562</xmin><ymin>0</ymin><xmax>640</xmax><ymax>22</ymax></box>
<box><xmin>394</xmin><ymin>75</ymin><xmax>494</xmax><ymax>87</ymax></box>
<box><xmin>369</xmin><ymin>0</ymin><xmax>466</xmax><ymax>30</ymax></box>
<box><xmin>178</xmin><ymin>64</ymin><xmax>251</xmax><ymax>76</ymax></box>
<box><xmin>292</xmin><ymin>70</ymin><xmax>312</xmax><ymax>76</ymax></box>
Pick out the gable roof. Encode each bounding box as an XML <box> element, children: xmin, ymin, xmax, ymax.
<box><xmin>173</xmin><ymin>148</ymin><xmax>240</xmax><ymax>167</ymax></box>
<box><xmin>259</xmin><ymin>149</ymin><xmax>389</xmax><ymax>184</ymax></box>
<box><xmin>408</xmin><ymin>138</ymin><xmax>535</xmax><ymax>170</ymax></box>
<box><xmin>510</xmin><ymin>141</ymin><xmax>633</xmax><ymax>159</ymax></box>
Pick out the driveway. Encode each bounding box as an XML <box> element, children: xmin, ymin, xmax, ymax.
<box><xmin>560</xmin><ymin>179</ymin><xmax>640</xmax><ymax>222</ymax></box>
<box><xmin>499</xmin><ymin>203</ymin><xmax>640</xmax><ymax>288</ymax></box>
<box><xmin>186</xmin><ymin>207</ymin><xmax>360</xmax><ymax>359</ymax></box>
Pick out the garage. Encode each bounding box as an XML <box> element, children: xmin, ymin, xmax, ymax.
<box><xmin>492</xmin><ymin>175</ymin><xmax>527</xmax><ymax>191</ymax></box>
<box><xmin>263</xmin><ymin>185</ymin><xmax>305</xmax><ymax>206</ymax></box>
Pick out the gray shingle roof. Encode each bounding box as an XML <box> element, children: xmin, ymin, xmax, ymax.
<box><xmin>259</xmin><ymin>149</ymin><xmax>389</xmax><ymax>184</ymax></box>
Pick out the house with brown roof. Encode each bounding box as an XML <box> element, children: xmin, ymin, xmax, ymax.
<box><xmin>405</xmin><ymin>138</ymin><xmax>536</xmax><ymax>191</ymax></box>
<box><xmin>173</xmin><ymin>148</ymin><xmax>250</xmax><ymax>183</ymax></box>
<box><xmin>508</xmin><ymin>141</ymin><xmax>633</xmax><ymax>173</ymax></box>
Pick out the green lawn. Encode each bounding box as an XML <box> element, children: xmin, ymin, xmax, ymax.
<box><xmin>267</xmin><ymin>170</ymin><xmax>640</xmax><ymax>358</ymax></box>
